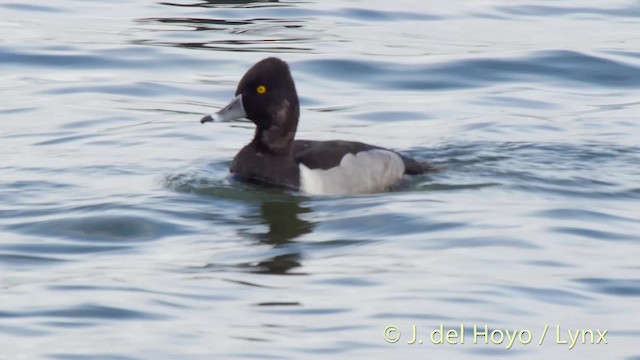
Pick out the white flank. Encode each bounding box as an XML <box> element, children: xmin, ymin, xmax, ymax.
<box><xmin>299</xmin><ymin>149</ymin><xmax>405</xmax><ymax>195</ymax></box>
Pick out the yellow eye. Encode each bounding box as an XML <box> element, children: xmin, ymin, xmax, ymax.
<box><xmin>256</xmin><ymin>85</ymin><xmax>267</xmax><ymax>94</ymax></box>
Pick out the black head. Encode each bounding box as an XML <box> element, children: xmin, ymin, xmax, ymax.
<box><xmin>237</xmin><ymin>58</ymin><xmax>298</xmax><ymax>119</ymax></box>
<box><xmin>200</xmin><ymin>58</ymin><xmax>300</xmax><ymax>154</ymax></box>
<box><xmin>237</xmin><ymin>58</ymin><xmax>299</xmax><ymax>154</ymax></box>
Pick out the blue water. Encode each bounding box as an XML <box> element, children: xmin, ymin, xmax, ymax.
<box><xmin>1</xmin><ymin>1</ymin><xmax>639</xmax><ymax>359</ymax></box>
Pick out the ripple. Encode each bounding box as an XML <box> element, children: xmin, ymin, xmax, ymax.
<box><xmin>434</xmin><ymin>141</ymin><xmax>640</xmax><ymax>200</ymax></box>
<box><xmin>0</xmin><ymin>253</ymin><xmax>67</xmax><ymax>266</ymax></box>
<box><xmin>33</xmin><ymin>133</ymin><xmax>101</xmax><ymax>146</ymax></box>
<box><xmin>164</xmin><ymin>165</ymin><xmax>295</xmax><ymax>201</ymax></box>
<box><xmin>136</xmin><ymin>6</ymin><xmax>437</xmax><ymax>53</ymax></box>
<box><xmin>496</xmin><ymin>4</ymin><xmax>640</xmax><ymax>18</ymax></box>
<box><xmin>3</xmin><ymin>243</ymin><xmax>130</xmax><ymax>255</ymax></box>
<box><xmin>0</xmin><ymin>106</ymin><xmax>37</xmax><ymax>115</ymax></box>
<box><xmin>0</xmin><ymin>304</ymin><xmax>165</xmax><ymax>321</ymax></box>
<box><xmin>47</xmin><ymin>284</ymin><xmax>235</xmax><ymax>302</ymax></box>
<box><xmin>41</xmin><ymin>81</ymin><xmax>211</xmax><ymax>99</ymax></box>
<box><xmin>349</xmin><ymin>110</ymin><xmax>426</xmax><ymax>122</ymax></box>
<box><xmin>534</xmin><ymin>208</ymin><xmax>640</xmax><ymax>224</ymax></box>
<box><xmin>0</xmin><ymin>180</ymin><xmax>75</xmax><ymax>201</ymax></box>
<box><xmin>424</xmin><ymin>236</ymin><xmax>540</xmax><ymax>250</ymax></box>
<box><xmin>337</xmin><ymin>7</ymin><xmax>440</xmax><ymax>21</ymax></box>
<box><xmin>256</xmin><ymin>307</ymin><xmax>350</xmax><ymax>316</ymax></box>
<box><xmin>575</xmin><ymin>278</ymin><xmax>640</xmax><ymax>297</ymax></box>
<box><xmin>296</xmin><ymin>50</ymin><xmax>640</xmax><ymax>90</ymax></box>
<box><xmin>526</xmin><ymin>260</ymin><xmax>572</xmax><ymax>268</ymax></box>
<box><xmin>551</xmin><ymin>227</ymin><xmax>637</xmax><ymax>242</ymax></box>
<box><xmin>155</xmin><ymin>5</ymin><xmax>440</xmax><ymax>22</ymax></box>
<box><xmin>0</xmin><ymin>3</ymin><xmax>63</xmax><ymax>13</ymax></box>
<box><xmin>0</xmin><ymin>324</ymin><xmax>49</xmax><ymax>337</ymax></box>
<box><xmin>48</xmin><ymin>354</ymin><xmax>141</xmax><ymax>360</ymax></box>
<box><xmin>500</xmin><ymin>285</ymin><xmax>591</xmax><ymax>306</ymax></box>
<box><xmin>373</xmin><ymin>312</ymin><xmax>453</xmax><ymax>321</ymax></box>
<box><xmin>0</xmin><ymin>45</ymin><xmax>219</xmax><ymax>70</ymax></box>
<box><xmin>311</xmin><ymin>277</ymin><xmax>380</xmax><ymax>287</ymax></box>
<box><xmin>319</xmin><ymin>213</ymin><xmax>465</xmax><ymax>238</ymax></box>
<box><xmin>8</xmin><ymin>215</ymin><xmax>185</xmax><ymax>243</ymax></box>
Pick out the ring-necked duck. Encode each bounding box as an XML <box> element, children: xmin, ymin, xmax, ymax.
<box><xmin>201</xmin><ymin>57</ymin><xmax>433</xmax><ymax>195</ymax></box>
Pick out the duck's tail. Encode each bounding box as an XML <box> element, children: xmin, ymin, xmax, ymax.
<box><xmin>401</xmin><ymin>156</ymin><xmax>444</xmax><ymax>174</ymax></box>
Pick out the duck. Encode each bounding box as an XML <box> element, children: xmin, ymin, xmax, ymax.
<box><xmin>200</xmin><ymin>57</ymin><xmax>434</xmax><ymax>195</ymax></box>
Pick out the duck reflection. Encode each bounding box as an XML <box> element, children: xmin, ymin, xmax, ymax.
<box><xmin>251</xmin><ymin>253</ymin><xmax>302</xmax><ymax>275</ymax></box>
<box><xmin>257</xmin><ymin>198</ymin><xmax>313</xmax><ymax>245</ymax></box>
<box><xmin>246</xmin><ymin>196</ymin><xmax>313</xmax><ymax>275</ymax></box>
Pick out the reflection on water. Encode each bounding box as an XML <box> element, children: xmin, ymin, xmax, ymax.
<box><xmin>252</xmin><ymin>198</ymin><xmax>314</xmax><ymax>245</ymax></box>
<box><xmin>251</xmin><ymin>253</ymin><xmax>302</xmax><ymax>275</ymax></box>
<box><xmin>243</xmin><ymin>197</ymin><xmax>313</xmax><ymax>274</ymax></box>
<box><xmin>166</xmin><ymin>171</ymin><xmax>313</xmax><ymax>274</ymax></box>
<box><xmin>161</xmin><ymin>0</ymin><xmax>280</xmax><ymax>8</ymax></box>
<box><xmin>136</xmin><ymin>10</ymin><xmax>312</xmax><ymax>53</ymax></box>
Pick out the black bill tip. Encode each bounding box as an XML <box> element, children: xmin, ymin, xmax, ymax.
<box><xmin>200</xmin><ymin>115</ymin><xmax>214</xmax><ymax>124</ymax></box>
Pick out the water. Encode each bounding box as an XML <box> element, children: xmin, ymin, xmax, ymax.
<box><xmin>1</xmin><ymin>0</ymin><xmax>639</xmax><ymax>359</ymax></box>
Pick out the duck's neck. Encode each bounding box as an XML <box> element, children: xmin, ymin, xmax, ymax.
<box><xmin>253</xmin><ymin>98</ymin><xmax>299</xmax><ymax>155</ymax></box>
<box><xmin>253</xmin><ymin>125</ymin><xmax>297</xmax><ymax>156</ymax></box>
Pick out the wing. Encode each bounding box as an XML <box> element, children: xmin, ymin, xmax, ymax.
<box><xmin>292</xmin><ymin>140</ymin><xmax>379</xmax><ymax>170</ymax></box>
<box><xmin>293</xmin><ymin>140</ymin><xmax>434</xmax><ymax>174</ymax></box>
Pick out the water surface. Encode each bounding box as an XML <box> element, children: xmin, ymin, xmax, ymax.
<box><xmin>1</xmin><ymin>1</ymin><xmax>639</xmax><ymax>359</ymax></box>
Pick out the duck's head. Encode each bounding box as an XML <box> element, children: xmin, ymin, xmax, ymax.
<box><xmin>201</xmin><ymin>57</ymin><xmax>300</xmax><ymax>155</ymax></box>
